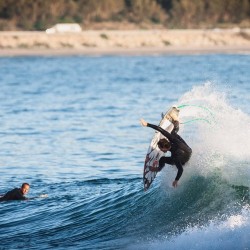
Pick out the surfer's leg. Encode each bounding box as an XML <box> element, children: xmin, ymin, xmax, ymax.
<box><xmin>158</xmin><ymin>157</ymin><xmax>175</xmax><ymax>171</ymax></box>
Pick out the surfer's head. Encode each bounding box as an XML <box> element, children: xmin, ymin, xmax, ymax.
<box><xmin>21</xmin><ymin>183</ymin><xmax>30</xmax><ymax>195</ymax></box>
<box><xmin>158</xmin><ymin>138</ymin><xmax>171</xmax><ymax>152</ymax></box>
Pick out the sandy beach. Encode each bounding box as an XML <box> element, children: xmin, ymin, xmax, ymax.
<box><xmin>1</xmin><ymin>29</ymin><xmax>250</xmax><ymax>56</ymax></box>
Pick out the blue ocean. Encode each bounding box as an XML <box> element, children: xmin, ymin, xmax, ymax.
<box><xmin>0</xmin><ymin>54</ymin><xmax>249</xmax><ymax>250</ymax></box>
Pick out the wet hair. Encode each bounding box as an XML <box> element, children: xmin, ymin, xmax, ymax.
<box><xmin>157</xmin><ymin>138</ymin><xmax>171</xmax><ymax>149</ymax></box>
<box><xmin>22</xmin><ymin>183</ymin><xmax>30</xmax><ymax>188</ymax></box>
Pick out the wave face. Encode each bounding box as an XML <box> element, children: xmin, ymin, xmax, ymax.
<box><xmin>0</xmin><ymin>55</ymin><xmax>249</xmax><ymax>249</ymax></box>
<box><xmin>135</xmin><ymin>83</ymin><xmax>250</xmax><ymax>249</ymax></box>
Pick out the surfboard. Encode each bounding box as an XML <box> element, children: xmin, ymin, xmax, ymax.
<box><xmin>143</xmin><ymin>106</ymin><xmax>180</xmax><ymax>191</ymax></box>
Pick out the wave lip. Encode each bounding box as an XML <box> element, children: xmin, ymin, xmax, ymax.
<box><xmin>132</xmin><ymin>206</ymin><xmax>250</xmax><ymax>250</ymax></box>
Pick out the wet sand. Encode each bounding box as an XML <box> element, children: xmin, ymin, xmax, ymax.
<box><xmin>1</xmin><ymin>46</ymin><xmax>250</xmax><ymax>57</ymax></box>
<box><xmin>1</xmin><ymin>29</ymin><xmax>250</xmax><ymax>56</ymax></box>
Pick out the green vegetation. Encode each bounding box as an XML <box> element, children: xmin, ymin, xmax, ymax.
<box><xmin>60</xmin><ymin>42</ymin><xmax>74</xmax><ymax>48</ymax></box>
<box><xmin>18</xmin><ymin>43</ymin><xmax>29</xmax><ymax>48</ymax></box>
<box><xmin>0</xmin><ymin>0</ymin><xmax>249</xmax><ymax>30</ymax></box>
<box><xmin>100</xmin><ymin>33</ymin><xmax>109</xmax><ymax>39</ymax></box>
<box><xmin>33</xmin><ymin>42</ymin><xmax>50</xmax><ymax>48</ymax></box>
<box><xmin>162</xmin><ymin>40</ymin><xmax>171</xmax><ymax>46</ymax></box>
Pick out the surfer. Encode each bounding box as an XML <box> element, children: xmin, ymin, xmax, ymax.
<box><xmin>140</xmin><ymin>118</ymin><xmax>192</xmax><ymax>187</ymax></box>
<box><xmin>0</xmin><ymin>183</ymin><xmax>30</xmax><ymax>201</ymax></box>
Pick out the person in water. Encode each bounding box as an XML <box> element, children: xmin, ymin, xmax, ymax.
<box><xmin>0</xmin><ymin>183</ymin><xmax>30</xmax><ymax>201</ymax></box>
<box><xmin>140</xmin><ymin>118</ymin><xmax>192</xmax><ymax>188</ymax></box>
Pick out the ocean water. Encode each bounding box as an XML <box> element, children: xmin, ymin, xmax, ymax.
<box><xmin>0</xmin><ymin>54</ymin><xmax>249</xmax><ymax>250</ymax></box>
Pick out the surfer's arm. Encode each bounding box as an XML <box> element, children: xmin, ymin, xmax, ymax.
<box><xmin>173</xmin><ymin>160</ymin><xmax>183</xmax><ymax>188</ymax></box>
<box><xmin>146</xmin><ymin>123</ymin><xmax>175</xmax><ymax>142</ymax></box>
<box><xmin>175</xmin><ymin>160</ymin><xmax>183</xmax><ymax>181</ymax></box>
<box><xmin>28</xmin><ymin>194</ymin><xmax>48</xmax><ymax>200</ymax></box>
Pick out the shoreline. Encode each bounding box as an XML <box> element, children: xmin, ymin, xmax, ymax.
<box><xmin>1</xmin><ymin>46</ymin><xmax>250</xmax><ymax>57</ymax></box>
<box><xmin>1</xmin><ymin>29</ymin><xmax>250</xmax><ymax>56</ymax></box>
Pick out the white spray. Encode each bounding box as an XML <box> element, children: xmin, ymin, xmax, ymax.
<box><xmin>176</xmin><ymin>83</ymin><xmax>250</xmax><ymax>188</ymax></box>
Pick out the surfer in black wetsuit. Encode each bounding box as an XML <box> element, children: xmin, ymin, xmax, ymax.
<box><xmin>140</xmin><ymin>119</ymin><xmax>192</xmax><ymax>188</ymax></box>
<box><xmin>0</xmin><ymin>183</ymin><xmax>30</xmax><ymax>202</ymax></box>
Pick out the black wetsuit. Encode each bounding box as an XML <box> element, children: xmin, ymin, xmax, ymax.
<box><xmin>0</xmin><ymin>188</ymin><xmax>27</xmax><ymax>202</ymax></box>
<box><xmin>147</xmin><ymin>123</ymin><xmax>192</xmax><ymax>181</ymax></box>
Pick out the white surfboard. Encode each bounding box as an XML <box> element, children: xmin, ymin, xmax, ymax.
<box><xmin>143</xmin><ymin>106</ymin><xmax>180</xmax><ymax>191</ymax></box>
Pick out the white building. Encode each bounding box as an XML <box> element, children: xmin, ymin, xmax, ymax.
<box><xmin>46</xmin><ymin>23</ymin><xmax>82</xmax><ymax>34</ymax></box>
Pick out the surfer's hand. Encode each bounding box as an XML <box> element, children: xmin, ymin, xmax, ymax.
<box><xmin>39</xmin><ymin>194</ymin><xmax>48</xmax><ymax>198</ymax></box>
<box><xmin>140</xmin><ymin>119</ymin><xmax>148</xmax><ymax>127</ymax></box>
<box><xmin>172</xmin><ymin>180</ymin><xmax>178</xmax><ymax>188</ymax></box>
